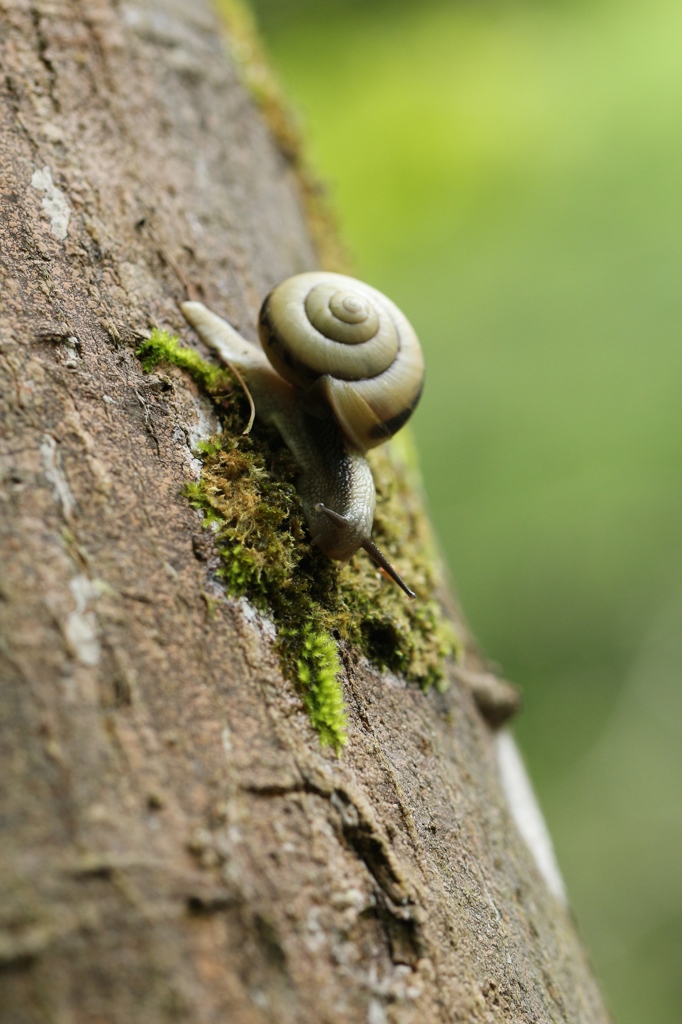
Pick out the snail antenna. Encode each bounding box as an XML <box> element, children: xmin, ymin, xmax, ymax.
<box><xmin>314</xmin><ymin>503</ymin><xmax>350</xmax><ymax>528</ymax></box>
<box><xmin>315</xmin><ymin>503</ymin><xmax>415</xmax><ymax>599</ymax></box>
<box><xmin>361</xmin><ymin>538</ymin><xmax>416</xmax><ymax>600</ymax></box>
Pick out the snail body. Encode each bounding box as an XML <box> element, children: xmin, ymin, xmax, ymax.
<box><xmin>181</xmin><ymin>272</ymin><xmax>424</xmax><ymax>597</ymax></box>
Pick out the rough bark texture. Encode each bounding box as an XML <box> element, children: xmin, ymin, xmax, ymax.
<box><xmin>0</xmin><ymin>2</ymin><xmax>611</xmax><ymax>1022</ymax></box>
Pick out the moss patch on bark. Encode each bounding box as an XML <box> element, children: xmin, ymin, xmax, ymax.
<box><xmin>138</xmin><ymin>328</ymin><xmax>459</xmax><ymax>750</ymax></box>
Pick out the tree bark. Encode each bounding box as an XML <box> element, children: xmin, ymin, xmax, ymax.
<box><xmin>0</xmin><ymin>1</ymin><xmax>611</xmax><ymax>1022</ymax></box>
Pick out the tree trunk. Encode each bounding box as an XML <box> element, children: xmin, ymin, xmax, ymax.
<box><xmin>0</xmin><ymin>2</ymin><xmax>611</xmax><ymax>1022</ymax></box>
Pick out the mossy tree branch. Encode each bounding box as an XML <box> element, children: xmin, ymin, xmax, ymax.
<box><xmin>0</xmin><ymin>2</ymin><xmax>610</xmax><ymax>1022</ymax></box>
<box><xmin>137</xmin><ymin>328</ymin><xmax>459</xmax><ymax>750</ymax></box>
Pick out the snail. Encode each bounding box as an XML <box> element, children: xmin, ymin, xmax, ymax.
<box><xmin>181</xmin><ymin>271</ymin><xmax>424</xmax><ymax>598</ymax></box>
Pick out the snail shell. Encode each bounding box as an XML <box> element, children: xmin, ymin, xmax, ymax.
<box><xmin>258</xmin><ymin>272</ymin><xmax>424</xmax><ymax>452</ymax></box>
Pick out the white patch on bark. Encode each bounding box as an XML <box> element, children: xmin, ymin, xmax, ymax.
<box><xmin>304</xmin><ymin>905</ymin><xmax>327</xmax><ymax>954</ymax></box>
<box><xmin>221</xmin><ymin>725</ymin><xmax>233</xmax><ymax>755</ymax></box>
<box><xmin>64</xmin><ymin>576</ymin><xmax>103</xmax><ymax>667</ymax></box>
<box><xmin>496</xmin><ymin>730</ymin><xmax>567</xmax><ymax>903</ymax></box>
<box><xmin>172</xmin><ymin>396</ymin><xmax>222</xmax><ymax>480</ymax></box>
<box><xmin>31</xmin><ymin>166</ymin><xmax>71</xmax><ymax>240</ymax></box>
<box><xmin>238</xmin><ymin>597</ymin><xmax>277</xmax><ymax>640</ymax></box>
<box><xmin>40</xmin><ymin>434</ymin><xmax>75</xmax><ymax>520</ymax></box>
<box><xmin>188</xmin><ymin>394</ymin><xmax>221</xmax><ymax>451</ymax></box>
<box><xmin>367</xmin><ymin>1000</ymin><xmax>387</xmax><ymax>1024</ymax></box>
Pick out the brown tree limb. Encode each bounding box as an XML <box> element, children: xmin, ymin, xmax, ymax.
<box><xmin>0</xmin><ymin>1</ymin><xmax>611</xmax><ymax>1021</ymax></box>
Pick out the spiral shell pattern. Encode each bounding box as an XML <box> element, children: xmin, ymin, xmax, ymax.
<box><xmin>258</xmin><ymin>272</ymin><xmax>424</xmax><ymax>452</ymax></box>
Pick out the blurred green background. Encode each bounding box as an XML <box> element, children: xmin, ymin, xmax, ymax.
<box><xmin>223</xmin><ymin>0</ymin><xmax>682</xmax><ymax>1019</ymax></box>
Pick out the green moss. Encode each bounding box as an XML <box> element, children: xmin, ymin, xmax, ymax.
<box><xmin>293</xmin><ymin>623</ymin><xmax>346</xmax><ymax>748</ymax></box>
<box><xmin>138</xmin><ymin>329</ymin><xmax>232</xmax><ymax>395</ymax></box>
<box><xmin>138</xmin><ymin>330</ymin><xmax>460</xmax><ymax>751</ymax></box>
